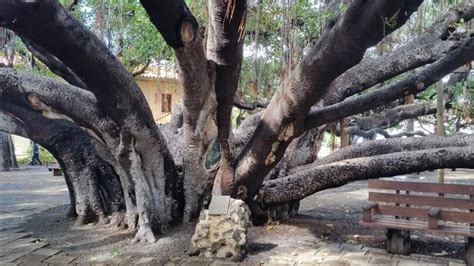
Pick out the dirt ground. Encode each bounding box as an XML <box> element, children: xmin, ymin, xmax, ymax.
<box><xmin>6</xmin><ymin>168</ymin><xmax>473</xmax><ymax>263</ymax></box>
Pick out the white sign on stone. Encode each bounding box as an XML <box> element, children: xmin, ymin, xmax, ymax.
<box><xmin>208</xmin><ymin>195</ymin><xmax>231</xmax><ymax>215</ymax></box>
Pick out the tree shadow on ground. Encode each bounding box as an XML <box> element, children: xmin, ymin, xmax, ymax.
<box><xmin>246</xmin><ymin>242</ymin><xmax>278</xmax><ymax>255</ymax></box>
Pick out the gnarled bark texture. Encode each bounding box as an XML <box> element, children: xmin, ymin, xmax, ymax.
<box><xmin>0</xmin><ymin>103</ymin><xmax>125</xmax><ymax>224</ymax></box>
<box><xmin>0</xmin><ymin>132</ymin><xmax>17</xmax><ymax>171</ymax></box>
<box><xmin>0</xmin><ymin>0</ymin><xmax>180</xmax><ymax>242</ymax></box>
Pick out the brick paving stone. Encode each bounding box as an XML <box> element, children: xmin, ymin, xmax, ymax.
<box><xmin>323</xmin><ymin>258</ymin><xmax>350</xmax><ymax>266</ymax></box>
<box><xmin>133</xmin><ymin>257</ymin><xmax>156</xmax><ymax>265</ymax></box>
<box><xmin>15</xmin><ymin>254</ymin><xmax>49</xmax><ymax>264</ymax></box>
<box><xmin>265</xmin><ymin>256</ymin><xmax>296</xmax><ymax>266</ymax></box>
<box><xmin>418</xmin><ymin>258</ymin><xmax>449</xmax><ymax>266</ymax></box>
<box><xmin>342</xmin><ymin>252</ymin><xmax>370</xmax><ymax>264</ymax></box>
<box><xmin>209</xmin><ymin>260</ymin><xmax>239</xmax><ymax>266</ymax></box>
<box><xmin>315</xmin><ymin>246</ymin><xmax>344</xmax><ymax>257</ymax></box>
<box><xmin>396</xmin><ymin>258</ymin><xmax>421</xmax><ymax>265</ymax></box>
<box><xmin>0</xmin><ymin>242</ymin><xmax>48</xmax><ymax>264</ymax></box>
<box><xmin>339</xmin><ymin>243</ymin><xmax>362</xmax><ymax>252</ymax></box>
<box><xmin>368</xmin><ymin>255</ymin><xmax>395</xmax><ymax>265</ymax></box>
<box><xmin>293</xmin><ymin>246</ymin><xmax>318</xmax><ymax>255</ymax></box>
<box><xmin>296</xmin><ymin>257</ymin><xmax>323</xmax><ymax>265</ymax></box>
<box><xmin>14</xmin><ymin>248</ymin><xmax>61</xmax><ymax>264</ymax></box>
<box><xmin>0</xmin><ymin>228</ymin><xmax>25</xmax><ymax>238</ymax></box>
<box><xmin>448</xmin><ymin>261</ymin><xmax>466</xmax><ymax>266</ymax></box>
<box><xmin>0</xmin><ymin>237</ymin><xmax>39</xmax><ymax>257</ymax></box>
<box><xmin>43</xmin><ymin>254</ymin><xmax>77</xmax><ymax>264</ymax></box>
<box><xmin>0</xmin><ymin>233</ymin><xmax>32</xmax><ymax>246</ymax></box>
<box><xmin>17</xmin><ymin>262</ymin><xmax>48</xmax><ymax>266</ymax></box>
<box><xmin>30</xmin><ymin>248</ymin><xmax>61</xmax><ymax>257</ymax></box>
<box><xmin>118</xmin><ymin>256</ymin><xmax>135</xmax><ymax>265</ymax></box>
<box><xmin>183</xmin><ymin>258</ymin><xmax>213</xmax><ymax>266</ymax></box>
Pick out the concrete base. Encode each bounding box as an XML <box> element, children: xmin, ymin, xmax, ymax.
<box><xmin>386</xmin><ymin>229</ymin><xmax>411</xmax><ymax>256</ymax></box>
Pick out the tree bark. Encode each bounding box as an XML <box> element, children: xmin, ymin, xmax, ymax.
<box><xmin>0</xmin><ymin>132</ymin><xmax>16</xmax><ymax>171</ymax></box>
<box><xmin>1</xmin><ymin>1</ymin><xmax>179</xmax><ymax>242</ymax></box>
<box><xmin>140</xmin><ymin>0</ymin><xmax>218</xmax><ymax>222</ymax></box>
<box><xmin>261</xmin><ymin>145</ymin><xmax>474</xmax><ymax>204</ymax></box>
<box><xmin>20</xmin><ymin>36</ymin><xmax>87</xmax><ymax>89</ymax></box>
<box><xmin>233</xmin><ymin>0</ymin><xmax>422</xmax><ymax>202</ymax></box>
<box><xmin>353</xmin><ymin>103</ymin><xmax>436</xmax><ymax>131</ymax></box>
<box><xmin>305</xmin><ymin>37</ymin><xmax>474</xmax><ymax>130</ymax></box>
<box><xmin>321</xmin><ymin>0</ymin><xmax>474</xmax><ymax>105</ymax></box>
<box><xmin>0</xmin><ymin>103</ymin><xmax>125</xmax><ymax>224</ymax></box>
<box><xmin>206</xmin><ymin>0</ymin><xmax>247</xmax><ymax>195</ymax></box>
<box><xmin>300</xmin><ymin>134</ymin><xmax>474</xmax><ymax>169</ymax></box>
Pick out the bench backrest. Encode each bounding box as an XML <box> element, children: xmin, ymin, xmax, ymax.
<box><xmin>368</xmin><ymin>179</ymin><xmax>474</xmax><ymax>225</ymax></box>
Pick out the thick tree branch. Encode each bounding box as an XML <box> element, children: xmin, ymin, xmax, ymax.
<box><xmin>262</xmin><ymin>145</ymin><xmax>474</xmax><ymax>204</ymax></box>
<box><xmin>353</xmin><ymin>102</ymin><xmax>437</xmax><ymax>130</ymax></box>
<box><xmin>131</xmin><ymin>59</ymin><xmax>151</xmax><ymax>77</ymax></box>
<box><xmin>305</xmin><ymin>37</ymin><xmax>474</xmax><ymax>129</ymax></box>
<box><xmin>0</xmin><ymin>102</ymin><xmax>124</xmax><ymax>223</ymax></box>
<box><xmin>139</xmin><ymin>0</ymin><xmax>190</xmax><ymax>49</ymax></box>
<box><xmin>233</xmin><ymin>97</ymin><xmax>267</xmax><ymax>111</ymax></box>
<box><xmin>206</xmin><ymin>0</ymin><xmax>248</xmax><ymax>194</ymax></box>
<box><xmin>306</xmin><ymin>133</ymin><xmax>474</xmax><ymax>169</ymax></box>
<box><xmin>1</xmin><ymin>1</ymin><xmax>180</xmax><ymax>240</ymax></box>
<box><xmin>141</xmin><ymin>0</ymin><xmax>216</xmax><ymax>221</ymax></box>
<box><xmin>322</xmin><ymin>0</ymin><xmax>474</xmax><ymax>105</ymax></box>
<box><xmin>234</xmin><ymin>0</ymin><xmax>423</xmax><ymax>201</ymax></box>
<box><xmin>0</xmin><ymin>68</ymin><xmax>116</xmax><ymax>137</ymax></box>
<box><xmin>20</xmin><ymin>36</ymin><xmax>87</xmax><ymax>89</ymax></box>
<box><xmin>347</xmin><ymin>127</ymin><xmax>426</xmax><ymax>139</ymax></box>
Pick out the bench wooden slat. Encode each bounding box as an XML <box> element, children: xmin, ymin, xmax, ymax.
<box><xmin>369</xmin><ymin>192</ymin><xmax>474</xmax><ymax>210</ymax></box>
<box><xmin>374</xmin><ymin>205</ymin><xmax>474</xmax><ymax>224</ymax></box>
<box><xmin>360</xmin><ymin>218</ymin><xmax>474</xmax><ymax>237</ymax></box>
<box><xmin>369</xmin><ymin>179</ymin><xmax>474</xmax><ymax>196</ymax></box>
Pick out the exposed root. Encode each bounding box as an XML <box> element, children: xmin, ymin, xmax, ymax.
<box><xmin>132</xmin><ymin>225</ymin><xmax>157</xmax><ymax>244</ymax></box>
<box><xmin>267</xmin><ymin>200</ymin><xmax>300</xmax><ymax>220</ymax></box>
<box><xmin>74</xmin><ymin>215</ymin><xmax>88</xmax><ymax>226</ymax></box>
<box><xmin>127</xmin><ymin>212</ymin><xmax>139</xmax><ymax>230</ymax></box>
<box><xmin>109</xmin><ymin>211</ymin><xmax>128</xmax><ymax>229</ymax></box>
<box><xmin>250</xmin><ymin>200</ymin><xmax>300</xmax><ymax>225</ymax></box>
<box><xmin>66</xmin><ymin>207</ymin><xmax>77</xmax><ymax>218</ymax></box>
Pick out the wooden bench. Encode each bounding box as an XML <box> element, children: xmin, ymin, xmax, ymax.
<box><xmin>360</xmin><ymin>179</ymin><xmax>474</xmax><ymax>264</ymax></box>
<box><xmin>47</xmin><ymin>164</ymin><xmax>62</xmax><ymax>176</ymax></box>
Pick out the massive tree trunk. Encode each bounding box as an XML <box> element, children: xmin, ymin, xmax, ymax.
<box><xmin>261</xmin><ymin>146</ymin><xmax>474</xmax><ymax>204</ymax></box>
<box><xmin>0</xmin><ymin>0</ymin><xmax>180</xmax><ymax>242</ymax></box>
<box><xmin>232</xmin><ymin>0</ymin><xmax>423</xmax><ymax>204</ymax></box>
<box><xmin>0</xmin><ymin>132</ymin><xmax>16</xmax><ymax>171</ymax></box>
<box><xmin>0</xmin><ymin>103</ymin><xmax>125</xmax><ymax>224</ymax></box>
<box><xmin>2</xmin><ymin>0</ymin><xmax>474</xmax><ymax>243</ymax></box>
<box><xmin>305</xmin><ymin>37</ymin><xmax>474</xmax><ymax>130</ymax></box>
<box><xmin>321</xmin><ymin>1</ymin><xmax>474</xmax><ymax>106</ymax></box>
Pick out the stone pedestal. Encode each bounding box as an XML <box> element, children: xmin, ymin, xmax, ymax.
<box><xmin>190</xmin><ymin>198</ymin><xmax>251</xmax><ymax>260</ymax></box>
<box><xmin>386</xmin><ymin>229</ymin><xmax>411</xmax><ymax>255</ymax></box>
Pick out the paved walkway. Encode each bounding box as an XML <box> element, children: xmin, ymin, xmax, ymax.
<box><xmin>0</xmin><ymin>166</ymin><xmax>68</xmax><ymax>231</ymax></box>
<box><xmin>0</xmin><ymin>167</ymin><xmax>469</xmax><ymax>265</ymax></box>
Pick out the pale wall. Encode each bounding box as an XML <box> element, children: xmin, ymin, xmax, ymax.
<box><xmin>136</xmin><ymin>77</ymin><xmax>182</xmax><ymax>123</ymax></box>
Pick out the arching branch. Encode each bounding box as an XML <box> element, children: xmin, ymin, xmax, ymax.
<box><xmin>20</xmin><ymin>36</ymin><xmax>87</xmax><ymax>89</ymax></box>
<box><xmin>233</xmin><ymin>0</ymin><xmax>423</xmax><ymax>201</ymax></box>
<box><xmin>262</xmin><ymin>145</ymin><xmax>474</xmax><ymax>204</ymax></box>
<box><xmin>305</xmin><ymin>37</ymin><xmax>474</xmax><ymax>130</ymax></box>
<box><xmin>321</xmin><ymin>0</ymin><xmax>474</xmax><ymax>105</ymax></box>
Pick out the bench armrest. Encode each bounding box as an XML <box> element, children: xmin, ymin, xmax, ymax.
<box><xmin>363</xmin><ymin>202</ymin><xmax>379</xmax><ymax>223</ymax></box>
<box><xmin>428</xmin><ymin>207</ymin><xmax>440</xmax><ymax>229</ymax></box>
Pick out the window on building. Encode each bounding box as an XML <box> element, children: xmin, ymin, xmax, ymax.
<box><xmin>161</xmin><ymin>93</ymin><xmax>172</xmax><ymax>113</ymax></box>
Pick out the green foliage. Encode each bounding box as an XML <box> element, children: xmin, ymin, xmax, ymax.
<box><xmin>18</xmin><ymin>144</ymin><xmax>57</xmax><ymax>165</ymax></box>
